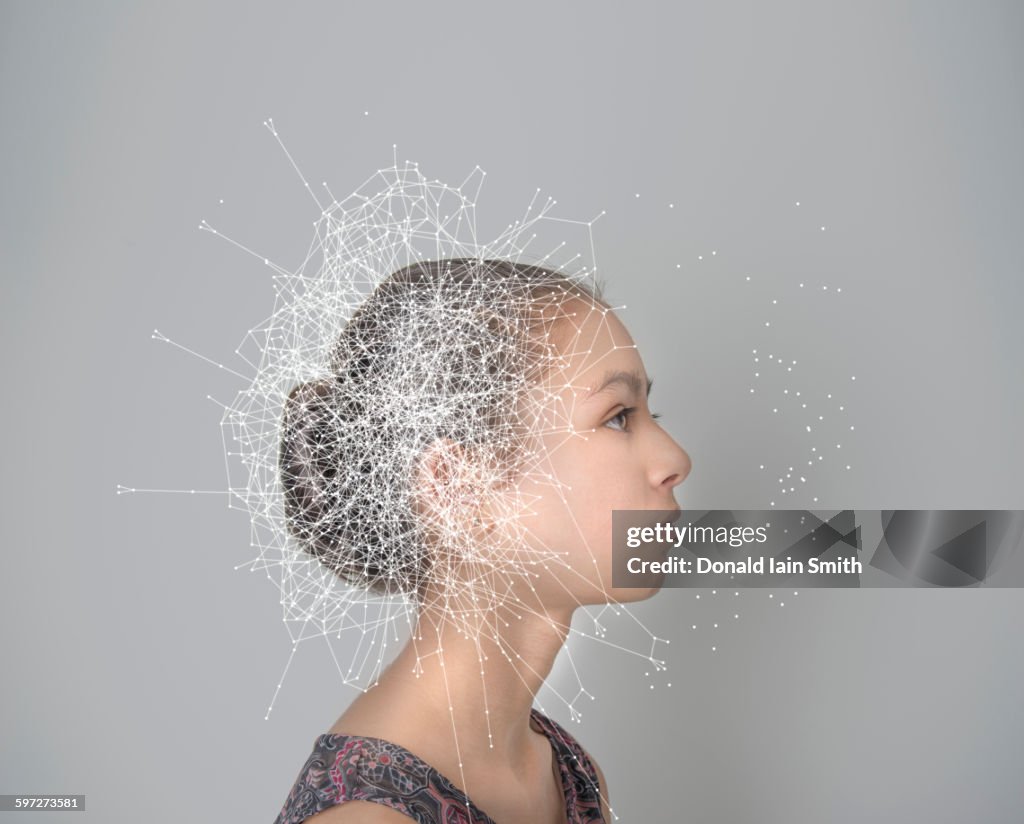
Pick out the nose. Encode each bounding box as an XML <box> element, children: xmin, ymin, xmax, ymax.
<box><xmin>648</xmin><ymin>427</ymin><xmax>692</xmax><ymax>496</ymax></box>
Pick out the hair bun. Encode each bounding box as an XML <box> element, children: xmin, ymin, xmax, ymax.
<box><xmin>284</xmin><ymin>378</ymin><xmax>336</xmax><ymax>408</ymax></box>
<box><xmin>279</xmin><ymin>378</ymin><xmax>341</xmax><ymax>550</ymax></box>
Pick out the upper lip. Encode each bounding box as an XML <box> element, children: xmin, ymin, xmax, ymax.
<box><xmin>650</xmin><ymin>504</ymin><xmax>682</xmax><ymax>520</ymax></box>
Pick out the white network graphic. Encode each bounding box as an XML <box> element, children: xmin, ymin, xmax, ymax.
<box><xmin>115</xmin><ymin>121</ymin><xmax>861</xmax><ymax>824</ymax></box>
<box><xmin>137</xmin><ymin>122</ymin><xmax>674</xmax><ymax>743</ymax></box>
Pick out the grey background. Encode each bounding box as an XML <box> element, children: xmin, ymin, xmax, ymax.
<box><xmin>2</xmin><ymin>1</ymin><xmax>1022</xmax><ymax>822</ymax></box>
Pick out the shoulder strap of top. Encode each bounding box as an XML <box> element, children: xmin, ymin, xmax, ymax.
<box><xmin>273</xmin><ymin>732</ymin><xmax>497</xmax><ymax>824</ymax></box>
<box><xmin>529</xmin><ymin>708</ymin><xmax>606</xmax><ymax>823</ymax></box>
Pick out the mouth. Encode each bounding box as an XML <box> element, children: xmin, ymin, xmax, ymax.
<box><xmin>642</xmin><ymin>506</ymin><xmax>683</xmax><ymax>531</ymax></box>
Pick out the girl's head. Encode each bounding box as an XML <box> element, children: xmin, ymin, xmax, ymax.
<box><xmin>279</xmin><ymin>258</ymin><xmax>690</xmax><ymax>616</ymax></box>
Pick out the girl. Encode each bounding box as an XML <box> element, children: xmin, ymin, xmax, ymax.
<box><xmin>274</xmin><ymin>258</ymin><xmax>691</xmax><ymax>823</ymax></box>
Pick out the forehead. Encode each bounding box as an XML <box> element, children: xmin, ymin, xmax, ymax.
<box><xmin>549</xmin><ymin>302</ymin><xmax>641</xmax><ymax>390</ymax></box>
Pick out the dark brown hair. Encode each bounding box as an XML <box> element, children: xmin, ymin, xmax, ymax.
<box><xmin>278</xmin><ymin>258</ymin><xmax>604</xmax><ymax>597</ymax></box>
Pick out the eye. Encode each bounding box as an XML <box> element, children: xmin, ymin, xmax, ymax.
<box><xmin>602</xmin><ymin>405</ymin><xmax>659</xmax><ymax>429</ymax></box>
<box><xmin>604</xmin><ymin>407</ymin><xmax>635</xmax><ymax>431</ymax></box>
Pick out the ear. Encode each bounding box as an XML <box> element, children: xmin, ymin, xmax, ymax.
<box><xmin>412</xmin><ymin>438</ymin><xmax>479</xmax><ymax>522</ymax></box>
<box><xmin>413</xmin><ymin>439</ymin><xmax>510</xmax><ymax>555</ymax></box>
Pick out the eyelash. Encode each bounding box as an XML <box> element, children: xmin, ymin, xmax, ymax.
<box><xmin>605</xmin><ymin>408</ymin><xmax>662</xmax><ymax>431</ymax></box>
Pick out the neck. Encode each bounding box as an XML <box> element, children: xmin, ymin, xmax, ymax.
<box><xmin>381</xmin><ymin>595</ymin><xmax>575</xmax><ymax>768</ymax></box>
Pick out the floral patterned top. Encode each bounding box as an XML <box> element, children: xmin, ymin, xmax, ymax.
<box><xmin>273</xmin><ymin>707</ymin><xmax>606</xmax><ymax>823</ymax></box>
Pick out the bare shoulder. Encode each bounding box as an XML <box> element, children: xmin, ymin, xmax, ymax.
<box><xmin>303</xmin><ymin>800</ymin><xmax>414</xmax><ymax>823</ymax></box>
<box><xmin>589</xmin><ymin>754</ymin><xmax>612</xmax><ymax>822</ymax></box>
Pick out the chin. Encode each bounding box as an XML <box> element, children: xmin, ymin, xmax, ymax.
<box><xmin>588</xmin><ymin>580</ymin><xmax>665</xmax><ymax>605</ymax></box>
<box><xmin>615</xmin><ymin>583</ymin><xmax>664</xmax><ymax>603</ymax></box>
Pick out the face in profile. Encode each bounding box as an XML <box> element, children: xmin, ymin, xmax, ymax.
<box><xmin>485</xmin><ymin>299</ymin><xmax>692</xmax><ymax>611</ymax></box>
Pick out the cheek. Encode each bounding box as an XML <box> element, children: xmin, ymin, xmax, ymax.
<box><xmin>557</xmin><ymin>436</ymin><xmax>638</xmax><ymax>506</ymax></box>
<box><xmin>532</xmin><ymin>438</ymin><xmax>634</xmax><ymax>546</ymax></box>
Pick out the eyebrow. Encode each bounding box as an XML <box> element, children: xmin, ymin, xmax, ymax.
<box><xmin>583</xmin><ymin>369</ymin><xmax>653</xmax><ymax>403</ymax></box>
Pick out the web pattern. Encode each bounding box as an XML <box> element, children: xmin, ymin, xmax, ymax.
<box><xmin>160</xmin><ymin>123</ymin><xmax>671</xmax><ymax>735</ymax></box>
